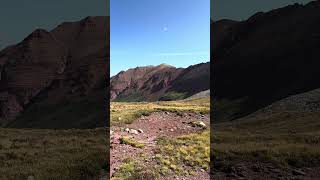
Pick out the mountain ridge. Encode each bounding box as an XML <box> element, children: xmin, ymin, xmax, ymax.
<box><xmin>110</xmin><ymin>62</ymin><xmax>210</xmax><ymax>101</ymax></box>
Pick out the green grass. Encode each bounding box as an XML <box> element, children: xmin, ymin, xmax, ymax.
<box><xmin>115</xmin><ymin>91</ymin><xmax>146</xmax><ymax>102</ymax></box>
<box><xmin>119</xmin><ymin>136</ymin><xmax>145</xmax><ymax>148</ymax></box>
<box><xmin>0</xmin><ymin>128</ymin><xmax>108</xmax><ymax>180</ymax></box>
<box><xmin>159</xmin><ymin>91</ymin><xmax>188</xmax><ymax>101</ymax></box>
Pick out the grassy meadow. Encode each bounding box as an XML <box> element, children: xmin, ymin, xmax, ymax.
<box><xmin>213</xmin><ymin>111</ymin><xmax>320</xmax><ymax>172</ymax></box>
<box><xmin>113</xmin><ymin>131</ymin><xmax>210</xmax><ymax>179</ymax></box>
<box><xmin>0</xmin><ymin>128</ymin><xmax>108</xmax><ymax>180</ymax></box>
<box><xmin>111</xmin><ymin>97</ymin><xmax>210</xmax><ymax>125</ymax></box>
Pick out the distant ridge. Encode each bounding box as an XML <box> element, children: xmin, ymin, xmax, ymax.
<box><xmin>110</xmin><ymin>62</ymin><xmax>210</xmax><ymax>101</ymax></box>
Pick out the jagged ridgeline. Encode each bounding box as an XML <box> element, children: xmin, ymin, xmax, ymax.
<box><xmin>0</xmin><ymin>16</ymin><xmax>110</xmax><ymax>129</ymax></box>
<box><xmin>110</xmin><ymin>62</ymin><xmax>210</xmax><ymax>102</ymax></box>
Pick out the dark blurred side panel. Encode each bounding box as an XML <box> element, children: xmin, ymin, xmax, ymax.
<box><xmin>211</xmin><ymin>0</ymin><xmax>320</xmax><ymax>179</ymax></box>
<box><xmin>0</xmin><ymin>0</ymin><xmax>110</xmax><ymax>179</ymax></box>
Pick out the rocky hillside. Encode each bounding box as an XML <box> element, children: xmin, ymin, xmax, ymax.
<box><xmin>110</xmin><ymin>62</ymin><xmax>210</xmax><ymax>101</ymax></box>
<box><xmin>245</xmin><ymin>88</ymin><xmax>320</xmax><ymax>119</ymax></box>
<box><xmin>0</xmin><ymin>16</ymin><xmax>109</xmax><ymax>128</ymax></box>
<box><xmin>187</xmin><ymin>90</ymin><xmax>210</xmax><ymax>100</ymax></box>
<box><xmin>212</xmin><ymin>1</ymin><xmax>320</xmax><ymax>121</ymax></box>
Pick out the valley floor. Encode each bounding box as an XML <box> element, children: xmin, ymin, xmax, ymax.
<box><xmin>110</xmin><ymin>98</ymin><xmax>210</xmax><ymax>179</ymax></box>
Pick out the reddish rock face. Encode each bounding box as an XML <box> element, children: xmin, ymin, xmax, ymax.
<box><xmin>110</xmin><ymin>64</ymin><xmax>182</xmax><ymax>100</ymax></box>
<box><xmin>110</xmin><ymin>62</ymin><xmax>210</xmax><ymax>101</ymax></box>
<box><xmin>0</xmin><ymin>16</ymin><xmax>109</xmax><ymax>127</ymax></box>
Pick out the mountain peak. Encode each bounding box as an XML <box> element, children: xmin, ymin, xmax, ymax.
<box><xmin>22</xmin><ymin>28</ymin><xmax>53</xmax><ymax>43</ymax></box>
<box><xmin>27</xmin><ymin>28</ymin><xmax>50</xmax><ymax>37</ymax></box>
<box><xmin>158</xmin><ymin>63</ymin><xmax>174</xmax><ymax>68</ymax></box>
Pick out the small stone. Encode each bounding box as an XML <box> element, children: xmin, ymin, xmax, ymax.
<box><xmin>198</xmin><ymin>121</ymin><xmax>206</xmax><ymax>128</ymax></box>
<box><xmin>138</xmin><ymin>129</ymin><xmax>144</xmax><ymax>133</ymax></box>
<box><xmin>125</xmin><ymin>128</ymin><xmax>130</xmax><ymax>132</ymax></box>
<box><xmin>129</xmin><ymin>129</ymin><xmax>139</xmax><ymax>134</ymax></box>
<box><xmin>190</xmin><ymin>121</ymin><xmax>207</xmax><ymax>128</ymax></box>
<box><xmin>118</xmin><ymin>117</ymin><xmax>122</xmax><ymax>121</ymax></box>
<box><xmin>170</xmin><ymin>129</ymin><xmax>174</xmax><ymax>132</ymax></box>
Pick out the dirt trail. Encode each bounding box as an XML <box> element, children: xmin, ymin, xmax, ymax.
<box><xmin>110</xmin><ymin>111</ymin><xmax>210</xmax><ymax>179</ymax></box>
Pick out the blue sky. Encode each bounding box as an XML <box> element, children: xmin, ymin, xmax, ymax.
<box><xmin>110</xmin><ymin>0</ymin><xmax>210</xmax><ymax>76</ymax></box>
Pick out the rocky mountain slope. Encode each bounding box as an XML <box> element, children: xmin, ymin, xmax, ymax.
<box><xmin>187</xmin><ymin>90</ymin><xmax>210</xmax><ymax>100</ymax></box>
<box><xmin>243</xmin><ymin>88</ymin><xmax>320</xmax><ymax>120</ymax></box>
<box><xmin>212</xmin><ymin>1</ymin><xmax>320</xmax><ymax>121</ymax></box>
<box><xmin>110</xmin><ymin>62</ymin><xmax>210</xmax><ymax>101</ymax></box>
<box><xmin>0</xmin><ymin>16</ymin><xmax>109</xmax><ymax>128</ymax></box>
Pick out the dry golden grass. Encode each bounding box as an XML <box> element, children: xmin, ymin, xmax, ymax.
<box><xmin>111</xmin><ymin>97</ymin><xmax>210</xmax><ymax>125</ymax></box>
<box><xmin>213</xmin><ymin>112</ymin><xmax>320</xmax><ymax>168</ymax></box>
<box><xmin>112</xmin><ymin>131</ymin><xmax>210</xmax><ymax>179</ymax></box>
<box><xmin>0</xmin><ymin>128</ymin><xmax>108</xmax><ymax>180</ymax></box>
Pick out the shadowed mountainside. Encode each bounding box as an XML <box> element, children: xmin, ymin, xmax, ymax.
<box><xmin>0</xmin><ymin>16</ymin><xmax>109</xmax><ymax>128</ymax></box>
<box><xmin>212</xmin><ymin>1</ymin><xmax>320</xmax><ymax>122</ymax></box>
<box><xmin>110</xmin><ymin>62</ymin><xmax>210</xmax><ymax>102</ymax></box>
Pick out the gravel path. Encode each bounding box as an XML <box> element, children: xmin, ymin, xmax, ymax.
<box><xmin>110</xmin><ymin>111</ymin><xmax>210</xmax><ymax>179</ymax></box>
